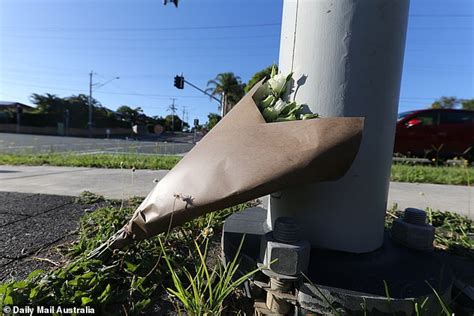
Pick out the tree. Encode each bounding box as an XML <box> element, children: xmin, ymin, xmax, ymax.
<box><xmin>165</xmin><ymin>115</ymin><xmax>187</xmax><ymax>131</ymax></box>
<box><xmin>431</xmin><ymin>97</ymin><xmax>459</xmax><ymax>109</ymax></box>
<box><xmin>154</xmin><ymin>115</ymin><xmax>188</xmax><ymax>132</ymax></box>
<box><xmin>30</xmin><ymin>93</ymin><xmax>63</xmax><ymax>114</ymax></box>
<box><xmin>206</xmin><ymin>113</ymin><xmax>221</xmax><ymax>130</ymax></box>
<box><xmin>116</xmin><ymin>105</ymin><xmax>143</xmax><ymax>124</ymax></box>
<box><xmin>206</xmin><ymin>72</ymin><xmax>245</xmax><ymax>111</ymax></box>
<box><xmin>245</xmin><ymin>65</ymin><xmax>278</xmax><ymax>93</ymax></box>
<box><xmin>461</xmin><ymin>99</ymin><xmax>474</xmax><ymax>110</ymax></box>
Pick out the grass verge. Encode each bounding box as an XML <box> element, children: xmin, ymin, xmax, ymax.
<box><xmin>0</xmin><ymin>194</ymin><xmax>258</xmax><ymax>315</ymax></box>
<box><xmin>391</xmin><ymin>163</ymin><xmax>473</xmax><ymax>186</ymax></box>
<box><xmin>0</xmin><ymin>153</ymin><xmax>181</xmax><ymax>170</ymax></box>
<box><xmin>0</xmin><ymin>153</ymin><xmax>473</xmax><ymax>185</ymax></box>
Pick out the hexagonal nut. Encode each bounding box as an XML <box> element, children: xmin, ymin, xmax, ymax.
<box><xmin>391</xmin><ymin>218</ymin><xmax>435</xmax><ymax>250</ymax></box>
<box><xmin>260</xmin><ymin>232</ymin><xmax>310</xmax><ymax>276</ymax></box>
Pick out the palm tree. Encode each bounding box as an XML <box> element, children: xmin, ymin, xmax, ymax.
<box><xmin>29</xmin><ymin>93</ymin><xmax>60</xmax><ymax>113</ymax></box>
<box><xmin>206</xmin><ymin>72</ymin><xmax>245</xmax><ymax>115</ymax></box>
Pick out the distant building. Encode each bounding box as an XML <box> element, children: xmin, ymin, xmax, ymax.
<box><xmin>0</xmin><ymin>101</ymin><xmax>34</xmax><ymax>111</ymax></box>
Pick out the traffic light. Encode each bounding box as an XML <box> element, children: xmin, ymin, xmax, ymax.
<box><xmin>174</xmin><ymin>75</ymin><xmax>184</xmax><ymax>89</ymax></box>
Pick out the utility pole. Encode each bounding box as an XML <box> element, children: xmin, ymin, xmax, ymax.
<box><xmin>64</xmin><ymin>109</ymin><xmax>70</xmax><ymax>136</ymax></box>
<box><xmin>168</xmin><ymin>98</ymin><xmax>177</xmax><ymax>133</ymax></box>
<box><xmin>87</xmin><ymin>72</ymin><xmax>119</xmax><ymax>137</ymax></box>
<box><xmin>15</xmin><ymin>104</ymin><xmax>22</xmax><ymax>134</ymax></box>
<box><xmin>88</xmin><ymin>71</ymin><xmax>94</xmax><ymax>136</ymax></box>
<box><xmin>268</xmin><ymin>0</ymin><xmax>409</xmax><ymax>253</ymax></box>
<box><xmin>181</xmin><ymin>106</ymin><xmax>187</xmax><ymax>131</ymax></box>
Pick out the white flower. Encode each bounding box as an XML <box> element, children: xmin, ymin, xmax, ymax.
<box><xmin>274</xmin><ymin>99</ymin><xmax>287</xmax><ymax>113</ymax></box>
<box><xmin>268</xmin><ymin>73</ymin><xmax>288</xmax><ymax>97</ymax></box>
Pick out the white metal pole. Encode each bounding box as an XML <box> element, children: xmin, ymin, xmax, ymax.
<box><xmin>268</xmin><ymin>0</ymin><xmax>410</xmax><ymax>253</ymax></box>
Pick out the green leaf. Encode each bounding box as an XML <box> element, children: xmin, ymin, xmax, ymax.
<box><xmin>80</xmin><ymin>272</ymin><xmax>95</xmax><ymax>279</ymax></box>
<box><xmin>3</xmin><ymin>294</ymin><xmax>13</xmax><ymax>305</ymax></box>
<box><xmin>98</xmin><ymin>284</ymin><xmax>111</xmax><ymax>303</ymax></box>
<box><xmin>29</xmin><ymin>287</ymin><xmax>39</xmax><ymax>300</ymax></box>
<box><xmin>270</xmin><ymin>64</ymin><xmax>277</xmax><ymax>78</ymax></box>
<box><xmin>27</xmin><ymin>269</ymin><xmax>45</xmax><ymax>280</ymax></box>
<box><xmin>133</xmin><ymin>298</ymin><xmax>151</xmax><ymax>311</ymax></box>
<box><xmin>300</xmin><ymin>113</ymin><xmax>319</xmax><ymax>120</ymax></box>
<box><xmin>259</xmin><ymin>95</ymin><xmax>276</xmax><ymax>109</ymax></box>
<box><xmin>81</xmin><ymin>296</ymin><xmax>93</xmax><ymax>306</ymax></box>
<box><xmin>262</xmin><ymin>107</ymin><xmax>279</xmax><ymax>122</ymax></box>
<box><xmin>13</xmin><ymin>280</ymin><xmax>28</xmax><ymax>289</ymax></box>
<box><xmin>275</xmin><ymin>114</ymin><xmax>297</xmax><ymax>122</ymax></box>
<box><xmin>125</xmin><ymin>261</ymin><xmax>138</xmax><ymax>272</ymax></box>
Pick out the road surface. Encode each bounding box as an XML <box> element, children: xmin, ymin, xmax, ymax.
<box><xmin>0</xmin><ymin>132</ymin><xmax>198</xmax><ymax>155</ymax></box>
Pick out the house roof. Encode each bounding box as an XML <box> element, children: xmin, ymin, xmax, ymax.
<box><xmin>0</xmin><ymin>101</ymin><xmax>34</xmax><ymax>110</ymax></box>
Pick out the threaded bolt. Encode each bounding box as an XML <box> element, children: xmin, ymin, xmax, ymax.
<box><xmin>403</xmin><ymin>208</ymin><xmax>427</xmax><ymax>226</ymax></box>
<box><xmin>273</xmin><ymin>217</ymin><xmax>300</xmax><ymax>243</ymax></box>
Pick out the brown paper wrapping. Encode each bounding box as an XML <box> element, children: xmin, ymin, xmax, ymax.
<box><xmin>102</xmin><ymin>82</ymin><xmax>364</xmax><ymax>251</ymax></box>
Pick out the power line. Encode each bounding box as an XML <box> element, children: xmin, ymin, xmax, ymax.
<box><xmin>0</xmin><ymin>33</ymin><xmax>280</xmax><ymax>42</ymax></box>
<box><xmin>0</xmin><ymin>22</ymin><xmax>282</xmax><ymax>33</ymax></box>
<box><xmin>0</xmin><ymin>80</ymin><xmax>210</xmax><ymax>99</ymax></box>
<box><xmin>1</xmin><ymin>15</ymin><xmax>472</xmax><ymax>32</ymax></box>
<box><xmin>409</xmin><ymin>14</ymin><xmax>473</xmax><ymax>17</ymax></box>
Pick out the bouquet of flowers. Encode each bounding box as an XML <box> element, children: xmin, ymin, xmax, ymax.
<box><xmin>90</xmin><ymin>71</ymin><xmax>364</xmax><ymax>259</ymax></box>
<box><xmin>253</xmin><ymin>67</ymin><xmax>319</xmax><ymax>122</ymax></box>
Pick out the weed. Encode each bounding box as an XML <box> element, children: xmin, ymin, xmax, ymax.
<box><xmin>0</xmin><ymin>197</ymin><xmax>254</xmax><ymax>315</ymax></box>
<box><xmin>161</xmin><ymin>237</ymin><xmax>261</xmax><ymax>315</ymax></box>
<box><xmin>75</xmin><ymin>191</ymin><xmax>105</xmax><ymax>205</ymax></box>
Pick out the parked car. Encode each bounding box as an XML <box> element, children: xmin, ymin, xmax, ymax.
<box><xmin>394</xmin><ymin>109</ymin><xmax>474</xmax><ymax>161</ymax></box>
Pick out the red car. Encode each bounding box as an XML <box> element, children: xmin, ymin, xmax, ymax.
<box><xmin>394</xmin><ymin>109</ymin><xmax>474</xmax><ymax>161</ymax></box>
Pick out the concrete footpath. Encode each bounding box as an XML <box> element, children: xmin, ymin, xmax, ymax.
<box><xmin>0</xmin><ymin>165</ymin><xmax>472</xmax><ymax>219</ymax></box>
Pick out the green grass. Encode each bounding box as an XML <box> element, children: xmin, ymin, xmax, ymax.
<box><xmin>386</xmin><ymin>205</ymin><xmax>473</xmax><ymax>257</ymax></box>
<box><xmin>0</xmin><ymin>153</ymin><xmax>473</xmax><ymax>185</ymax></box>
<box><xmin>0</xmin><ymin>195</ymin><xmax>256</xmax><ymax>315</ymax></box>
<box><xmin>391</xmin><ymin>163</ymin><xmax>472</xmax><ymax>186</ymax></box>
<box><xmin>0</xmin><ymin>153</ymin><xmax>181</xmax><ymax>170</ymax></box>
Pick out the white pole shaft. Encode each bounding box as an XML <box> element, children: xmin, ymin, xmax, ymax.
<box><xmin>269</xmin><ymin>0</ymin><xmax>410</xmax><ymax>253</ymax></box>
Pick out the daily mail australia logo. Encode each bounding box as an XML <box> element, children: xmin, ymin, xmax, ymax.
<box><xmin>3</xmin><ymin>305</ymin><xmax>95</xmax><ymax>314</ymax></box>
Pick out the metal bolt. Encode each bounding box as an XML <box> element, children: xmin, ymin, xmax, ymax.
<box><xmin>403</xmin><ymin>208</ymin><xmax>427</xmax><ymax>226</ymax></box>
<box><xmin>273</xmin><ymin>217</ymin><xmax>300</xmax><ymax>243</ymax></box>
<box><xmin>266</xmin><ymin>277</ymin><xmax>293</xmax><ymax>314</ymax></box>
<box><xmin>391</xmin><ymin>208</ymin><xmax>435</xmax><ymax>250</ymax></box>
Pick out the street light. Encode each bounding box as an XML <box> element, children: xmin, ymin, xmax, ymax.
<box><xmin>88</xmin><ymin>72</ymin><xmax>120</xmax><ymax>135</ymax></box>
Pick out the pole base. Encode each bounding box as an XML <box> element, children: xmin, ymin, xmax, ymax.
<box><xmin>222</xmin><ymin>207</ymin><xmax>454</xmax><ymax>315</ymax></box>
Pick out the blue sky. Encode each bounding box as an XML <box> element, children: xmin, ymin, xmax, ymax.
<box><xmin>0</xmin><ymin>0</ymin><xmax>472</xmax><ymax>125</ymax></box>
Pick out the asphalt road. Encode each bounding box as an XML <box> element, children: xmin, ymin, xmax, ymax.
<box><xmin>0</xmin><ymin>192</ymin><xmax>84</xmax><ymax>282</ymax></box>
<box><xmin>1</xmin><ymin>165</ymin><xmax>472</xmax><ymax>219</ymax></box>
<box><xmin>0</xmin><ymin>132</ymin><xmax>198</xmax><ymax>155</ymax></box>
